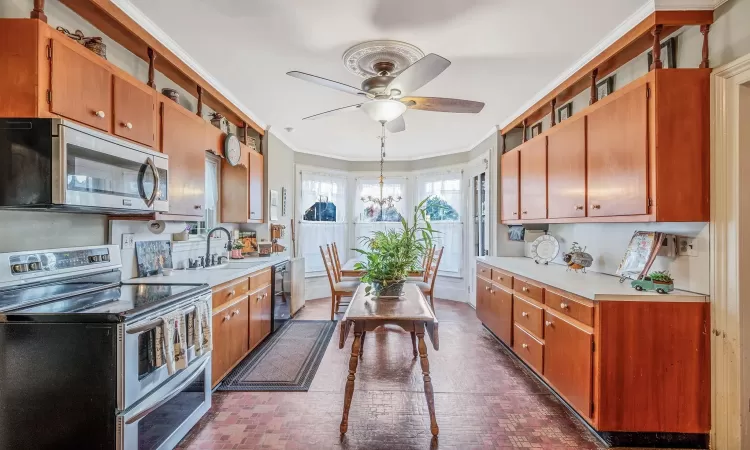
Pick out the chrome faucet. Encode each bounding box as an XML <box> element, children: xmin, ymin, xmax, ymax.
<box><xmin>206</xmin><ymin>227</ymin><xmax>232</xmax><ymax>266</ymax></box>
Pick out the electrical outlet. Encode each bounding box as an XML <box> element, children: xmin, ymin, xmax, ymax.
<box><xmin>677</xmin><ymin>237</ymin><xmax>698</xmax><ymax>257</ymax></box>
<box><xmin>122</xmin><ymin>233</ymin><xmax>135</xmax><ymax>249</ymax></box>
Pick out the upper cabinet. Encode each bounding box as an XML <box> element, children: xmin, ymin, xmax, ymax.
<box><xmin>500</xmin><ymin>69</ymin><xmax>710</xmax><ymax>225</ymax></box>
<box><xmin>500</xmin><ymin>149</ymin><xmax>520</xmax><ymax>222</ymax></box>
<box><xmin>113</xmin><ymin>75</ymin><xmax>156</xmax><ymax>147</ymax></box>
<box><xmin>221</xmin><ymin>142</ymin><xmax>265</xmax><ymax>224</ymax></box>
<box><xmin>50</xmin><ymin>39</ymin><xmax>112</xmax><ymax>131</ymax></box>
<box><xmin>547</xmin><ymin>116</ymin><xmax>586</xmax><ymax>219</ymax></box>
<box><xmin>520</xmin><ymin>138</ymin><xmax>547</xmax><ymax>220</ymax></box>
<box><xmin>248</xmin><ymin>150</ymin><xmax>264</xmax><ymax>223</ymax></box>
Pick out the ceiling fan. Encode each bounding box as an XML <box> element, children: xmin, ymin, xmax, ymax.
<box><xmin>286</xmin><ymin>40</ymin><xmax>485</xmax><ymax>133</ymax></box>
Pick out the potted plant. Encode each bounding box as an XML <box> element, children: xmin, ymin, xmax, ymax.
<box><xmin>353</xmin><ymin>198</ymin><xmax>436</xmax><ymax>298</ymax></box>
<box><xmin>230</xmin><ymin>239</ymin><xmax>245</xmax><ymax>259</ymax></box>
<box><xmin>631</xmin><ymin>270</ymin><xmax>674</xmax><ymax>294</ymax></box>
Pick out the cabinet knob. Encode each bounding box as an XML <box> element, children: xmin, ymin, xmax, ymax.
<box><xmin>124</xmin><ymin>122</ymin><xmax>133</xmax><ymax>129</ymax></box>
<box><xmin>521</xmin><ymin>312</ymin><xmax>529</xmax><ymax>317</ymax></box>
<box><xmin>228</xmin><ymin>290</ymin><xmax>235</xmax><ymax>296</ymax></box>
<box><xmin>590</xmin><ymin>204</ymin><xmax>601</xmax><ymax>210</ymax></box>
<box><xmin>512</xmin><ymin>212</ymin><xmax>517</xmax><ymax>216</ymax></box>
<box><xmin>489</xmin><ymin>289</ymin><xmax>494</xmax><ymax>294</ymax></box>
<box><xmin>95</xmin><ymin>110</ymin><xmax>105</xmax><ymax>118</ymax></box>
<box><xmin>232</xmin><ymin>309</ymin><xmax>240</xmax><ymax>316</ymax></box>
<box><xmin>194</xmin><ymin>205</ymin><xmax>202</xmax><ymax>210</ymax></box>
<box><xmin>522</xmin><ymin>211</ymin><xmax>528</xmax><ymax>215</ymax></box>
<box><xmin>545</xmin><ymin>320</ymin><xmax>553</xmax><ymax>327</ymax></box>
<box><xmin>223</xmin><ymin>314</ymin><xmax>231</xmax><ymax>322</ymax></box>
<box><xmin>484</xmin><ymin>286</ymin><xmax>490</xmax><ymax>291</ymax></box>
<box><xmin>521</xmin><ymin>343</ymin><xmax>528</xmax><ymax>349</ymax></box>
<box><xmin>522</xmin><ymin>286</ymin><xmax>529</xmax><ymax>292</ymax></box>
<box><xmin>498</xmin><ymin>277</ymin><xmax>504</xmax><ymax>281</ymax></box>
<box><xmin>560</xmin><ymin>302</ymin><xmax>568</xmax><ymax>309</ymax></box>
<box><xmin>575</xmin><ymin>205</ymin><xmax>584</xmax><ymax>210</ymax></box>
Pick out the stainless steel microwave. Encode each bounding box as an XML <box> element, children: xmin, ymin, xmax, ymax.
<box><xmin>0</xmin><ymin>118</ymin><xmax>168</xmax><ymax>214</ymax></box>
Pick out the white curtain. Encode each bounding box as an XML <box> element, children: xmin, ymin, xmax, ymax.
<box><xmin>299</xmin><ymin>172</ymin><xmax>348</xmax><ymax>274</ymax></box>
<box><xmin>204</xmin><ymin>157</ymin><xmax>220</xmax><ymax>230</ymax></box>
<box><xmin>416</xmin><ymin>171</ymin><xmax>463</xmax><ymax>275</ymax></box>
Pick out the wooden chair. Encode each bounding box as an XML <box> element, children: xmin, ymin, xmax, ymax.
<box><xmin>408</xmin><ymin>245</ymin><xmax>435</xmax><ymax>283</ymax></box>
<box><xmin>320</xmin><ymin>246</ymin><xmax>358</xmax><ymax>320</ymax></box>
<box><xmin>411</xmin><ymin>246</ymin><xmax>443</xmax><ymax>310</ymax></box>
<box><xmin>329</xmin><ymin>243</ymin><xmax>359</xmax><ymax>282</ymax></box>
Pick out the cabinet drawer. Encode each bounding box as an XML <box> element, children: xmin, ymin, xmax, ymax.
<box><xmin>491</xmin><ymin>285</ymin><xmax>514</xmax><ymax>345</ymax></box>
<box><xmin>249</xmin><ymin>268</ymin><xmax>272</xmax><ymax>292</ymax></box>
<box><xmin>513</xmin><ymin>324</ymin><xmax>544</xmax><ymax>374</ymax></box>
<box><xmin>492</xmin><ymin>268</ymin><xmax>513</xmax><ymax>290</ymax></box>
<box><xmin>477</xmin><ymin>263</ymin><xmax>492</xmax><ymax>280</ymax></box>
<box><xmin>514</xmin><ymin>277</ymin><xmax>544</xmax><ymax>304</ymax></box>
<box><xmin>212</xmin><ymin>277</ymin><xmax>249</xmax><ymax>309</ymax></box>
<box><xmin>545</xmin><ymin>289</ymin><xmax>594</xmax><ymax>327</ymax></box>
<box><xmin>514</xmin><ymin>295</ymin><xmax>544</xmax><ymax>339</ymax></box>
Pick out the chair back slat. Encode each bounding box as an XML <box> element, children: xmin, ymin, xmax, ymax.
<box><xmin>428</xmin><ymin>247</ymin><xmax>444</xmax><ymax>291</ymax></box>
<box><xmin>422</xmin><ymin>246</ymin><xmax>436</xmax><ymax>282</ymax></box>
<box><xmin>326</xmin><ymin>244</ymin><xmax>341</xmax><ymax>282</ymax></box>
<box><xmin>320</xmin><ymin>246</ymin><xmax>337</xmax><ymax>291</ymax></box>
<box><xmin>332</xmin><ymin>242</ymin><xmax>344</xmax><ymax>275</ymax></box>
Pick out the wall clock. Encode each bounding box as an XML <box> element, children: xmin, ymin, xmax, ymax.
<box><xmin>224</xmin><ymin>133</ymin><xmax>241</xmax><ymax>166</ymax></box>
<box><xmin>530</xmin><ymin>234</ymin><xmax>560</xmax><ymax>265</ymax></box>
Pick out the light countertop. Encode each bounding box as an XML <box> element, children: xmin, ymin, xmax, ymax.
<box><xmin>127</xmin><ymin>255</ymin><xmax>289</xmax><ymax>288</ymax></box>
<box><xmin>476</xmin><ymin>256</ymin><xmax>707</xmax><ymax>302</ymax></box>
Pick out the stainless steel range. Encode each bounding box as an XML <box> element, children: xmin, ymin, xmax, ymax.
<box><xmin>0</xmin><ymin>245</ymin><xmax>212</xmax><ymax>450</ymax></box>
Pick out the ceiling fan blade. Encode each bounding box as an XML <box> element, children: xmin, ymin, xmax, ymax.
<box><xmin>302</xmin><ymin>103</ymin><xmax>363</xmax><ymax>120</ymax></box>
<box><xmin>387</xmin><ymin>53</ymin><xmax>451</xmax><ymax>95</ymax></box>
<box><xmin>386</xmin><ymin>115</ymin><xmax>406</xmax><ymax>133</ymax></box>
<box><xmin>401</xmin><ymin>96</ymin><xmax>485</xmax><ymax>113</ymax></box>
<box><xmin>287</xmin><ymin>71</ymin><xmax>368</xmax><ymax>97</ymax></box>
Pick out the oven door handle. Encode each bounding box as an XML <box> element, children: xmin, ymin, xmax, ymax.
<box><xmin>125</xmin><ymin>357</ymin><xmax>209</xmax><ymax>425</ymax></box>
<box><xmin>138</xmin><ymin>157</ymin><xmax>160</xmax><ymax>207</ymax></box>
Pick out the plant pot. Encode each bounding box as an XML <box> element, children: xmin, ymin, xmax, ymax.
<box><xmin>231</xmin><ymin>249</ymin><xmax>243</xmax><ymax>259</ymax></box>
<box><xmin>371</xmin><ymin>280</ymin><xmax>406</xmax><ymax>298</ymax></box>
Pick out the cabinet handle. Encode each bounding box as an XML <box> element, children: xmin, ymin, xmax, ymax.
<box><xmin>560</xmin><ymin>302</ymin><xmax>568</xmax><ymax>309</ymax></box>
<box><xmin>512</xmin><ymin>212</ymin><xmax>517</xmax><ymax>215</ymax></box>
<box><xmin>123</xmin><ymin>122</ymin><xmax>133</xmax><ymax>129</ymax></box>
<box><xmin>590</xmin><ymin>204</ymin><xmax>601</xmax><ymax>210</ymax></box>
<box><xmin>521</xmin><ymin>343</ymin><xmax>528</xmax><ymax>349</ymax></box>
<box><xmin>223</xmin><ymin>314</ymin><xmax>231</xmax><ymax>322</ymax></box>
<box><xmin>484</xmin><ymin>286</ymin><xmax>490</xmax><ymax>291</ymax></box>
<box><xmin>489</xmin><ymin>289</ymin><xmax>494</xmax><ymax>294</ymax></box>
<box><xmin>521</xmin><ymin>312</ymin><xmax>529</xmax><ymax>317</ymax></box>
<box><xmin>498</xmin><ymin>276</ymin><xmax>504</xmax><ymax>281</ymax></box>
<box><xmin>522</xmin><ymin>286</ymin><xmax>529</xmax><ymax>292</ymax></box>
<box><xmin>194</xmin><ymin>205</ymin><xmax>202</xmax><ymax>210</ymax></box>
<box><xmin>228</xmin><ymin>290</ymin><xmax>235</xmax><ymax>297</ymax></box>
<box><xmin>545</xmin><ymin>320</ymin><xmax>553</xmax><ymax>327</ymax></box>
<box><xmin>575</xmin><ymin>205</ymin><xmax>584</xmax><ymax>210</ymax></box>
<box><xmin>522</xmin><ymin>210</ymin><xmax>528</xmax><ymax>215</ymax></box>
<box><xmin>95</xmin><ymin>110</ymin><xmax>105</xmax><ymax>118</ymax></box>
<box><xmin>232</xmin><ymin>309</ymin><xmax>240</xmax><ymax>316</ymax></box>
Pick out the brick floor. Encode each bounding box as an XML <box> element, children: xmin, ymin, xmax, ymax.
<box><xmin>177</xmin><ymin>298</ymin><xmax>605</xmax><ymax>449</ymax></box>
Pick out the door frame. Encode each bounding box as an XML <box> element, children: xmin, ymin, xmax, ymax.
<box><xmin>710</xmin><ymin>52</ymin><xmax>750</xmax><ymax>449</ymax></box>
<box><xmin>465</xmin><ymin>151</ymin><xmax>491</xmax><ymax>307</ymax></box>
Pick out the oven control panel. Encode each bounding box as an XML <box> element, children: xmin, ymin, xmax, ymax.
<box><xmin>9</xmin><ymin>248</ymin><xmax>111</xmax><ymax>275</ymax></box>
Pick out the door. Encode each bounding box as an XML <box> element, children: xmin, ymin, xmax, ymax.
<box><xmin>587</xmin><ymin>84</ymin><xmax>649</xmax><ymax>217</ymax></box>
<box><xmin>113</xmin><ymin>75</ymin><xmax>156</xmax><ymax>147</ymax></box>
<box><xmin>476</xmin><ymin>277</ymin><xmax>491</xmax><ymax>325</ymax></box>
<box><xmin>500</xmin><ymin>149</ymin><xmax>520</xmax><ymax>221</ymax></box>
<box><xmin>547</xmin><ymin>116</ymin><xmax>586</xmax><ymax>218</ymax></box>
<box><xmin>211</xmin><ymin>309</ymin><xmax>231</xmax><ymax>387</ymax></box>
<box><xmin>249</xmin><ymin>288</ymin><xmax>264</xmax><ymax>350</ymax></box>
<box><xmin>248</xmin><ymin>150</ymin><xmax>264</xmax><ymax>222</ymax></box>
<box><xmin>260</xmin><ymin>286</ymin><xmax>272</xmax><ymax>339</ymax></box>
<box><xmin>520</xmin><ymin>138</ymin><xmax>547</xmax><ymax>220</ymax></box>
<box><xmin>229</xmin><ymin>297</ymin><xmax>250</xmax><ymax>363</ymax></box>
<box><xmin>161</xmin><ymin>101</ymin><xmax>205</xmax><ymax>216</ymax></box>
<box><xmin>543</xmin><ymin>310</ymin><xmax>594</xmax><ymax>418</ymax></box>
<box><xmin>50</xmin><ymin>39</ymin><xmax>111</xmax><ymax>131</ymax></box>
<box><xmin>472</xmin><ymin>172</ymin><xmax>488</xmax><ymax>257</ymax></box>
<box><xmin>491</xmin><ymin>287</ymin><xmax>513</xmax><ymax>345</ymax></box>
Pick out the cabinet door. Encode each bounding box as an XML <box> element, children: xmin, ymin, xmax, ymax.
<box><xmin>113</xmin><ymin>75</ymin><xmax>156</xmax><ymax>147</ymax></box>
<box><xmin>261</xmin><ymin>286</ymin><xmax>272</xmax><ymax>339</ymax></box>
<box><xmin>491</xmin><ymin>287</ymin><xmax>513</xmax><ymax>345</ymax></box>
<box><xmin>161</xmin><ymin>102</ymin><xmax>205</xmax><ymax>216</ymax></box>
<box><xmin>249</xmin><ymin>289</ymin><xmax>264</xmax><ymax>350</ymax></box>
<box><xmin>543</xmin><ymin>310</ymin><xmax>593</xmax><ymax>418</ymax></box>
<box><xmin>500</xmin><ymin>149</ymin><xmax>520</xmax><ymax>221</ymax></box>
<box><xmin>476</xmin><ymin>277</ymin><xmax>491</xmax><ymax>325</ymax></box>
<box><xmin>248</xmin><ymin>150</ymin><xmax>264</xmax><ymax>222</ymax></box>
<box><xmin>211</xmin><ymin>310</ymin><xmax>231</xmax><ymax>387</ymax></box>
<box><xmin>50</xmin><ymin>39</ymin><xmax>111</xmax><ymax>131</ymax></box>
<box><xmin>229</xmin><ymin>297</ymin><xmax>250</xmax><ymax>363</ymax></box>
<box><xmin>520</xmin><ymin>138</ymin><xmax>547</xmax><ymax>220</ymax></box>
<box><xmin>587</xmin><ymin>85</ymin><xmax>648</xmax><ymax>217</ymax></box>
<box><xmin>547</xmin><ymin>117</ymin><xmax>586</xmax><ymax>218</ymax></box>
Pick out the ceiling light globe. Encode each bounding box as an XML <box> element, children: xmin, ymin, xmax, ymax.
<box><xmin>361</xmin><ymin>99</ymin><xmax>407</xmax><ymax>123</ymax></box>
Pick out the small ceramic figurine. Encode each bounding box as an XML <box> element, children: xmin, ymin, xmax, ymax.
<box><xmin>631</xmin><ymin>270</ymin><xmax>675</xmax><ymax>294</ymax></box>
<box><xmin>563</xmin><ymin>242</ymin><xmax>593</xmax><ymax>273</ymax></box>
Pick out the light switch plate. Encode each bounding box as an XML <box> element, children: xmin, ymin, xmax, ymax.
<box><xmin>677</xmin><ymin>237</ymin><xmax>698</xmax><ymax>257</ymax></box>
<box><xmin>122</xmin><ymin>233</ymin><xmax>135</xmax><ymax>249</ymax></box>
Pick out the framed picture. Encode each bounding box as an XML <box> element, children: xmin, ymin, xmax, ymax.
<box><xmin>531</xmin><ymin>123</ymin><xmax>543</xmax><ymax>137</ymax></box>
<box><xmin>647</xmin><ymin>37</ymin><xmax>677</xmax><ymax>69</ymax></box>
<box><xmin>269</xmin><ymin>189</ymin><xmax>279</xmax><ymax>221</ymax></box>
<box><xmin>557</xmin><ymin>102</ymin><xmax>573</xmax><ymax>122</ymax></box>
<box><xmin>597</xmin><ymin>76</ymin><xmax>614</xmax><ymax>100</ymax></box>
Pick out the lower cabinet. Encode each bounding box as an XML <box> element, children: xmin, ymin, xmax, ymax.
<box><xmin>476</xmin><ymin>277</ymin><xmax>513</xmax><ymax>345</ymax></box>
<box><xmin>249</xmin><ymin>285</ymin><xmax>272</xmax><ymax>351</ymax></box>
<box><xmin>211</xmin><ymin>295</ymin><xmax>249</xmax><ymax>387</ymax></box>
<box><xmin>513</xmin><ymin>324</ymin><xmax>544</xmax><ymax>373</ymax></box>
<box><xmin>543</xmin><ymin>309</ymin><xmax>593</xmax><ymax>418</ymax></box>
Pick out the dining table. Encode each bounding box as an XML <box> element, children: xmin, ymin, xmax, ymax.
<box><xmin>338</xmin><ymin>282</ymin><xmax>440</xmax><ymax>436</ymax></box>
<box><xmin>340</xmin><ymin>258</ymin><xmax>425</xmax><ymax>278</ymax></box>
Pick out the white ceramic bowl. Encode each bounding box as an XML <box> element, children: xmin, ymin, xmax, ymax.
<box><xmin>162</xmin><ymin>268</ymin><xmax>174</xmax><ymax>276</ymax></box>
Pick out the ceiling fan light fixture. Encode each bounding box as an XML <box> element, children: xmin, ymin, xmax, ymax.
<box><xmin>361</xmin><ymin>99</ymin><xmax>407</xmax><ymax>122</ymax></box>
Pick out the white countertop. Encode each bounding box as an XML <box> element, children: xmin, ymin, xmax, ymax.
<box><xmin>128</xmin><ymin>255</ymin><xmax>290</xmax><ymax>288</ymax></box>
<box><xmin>477</xmin><ymin>256</ymin><xmax>707</xmax><ymax>302</ymax></box>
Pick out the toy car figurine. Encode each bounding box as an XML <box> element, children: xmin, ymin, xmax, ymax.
<box><xmin>630</xmin><ymin>271</ymin><xmax>674</xmax><ymax>294</ymax></box>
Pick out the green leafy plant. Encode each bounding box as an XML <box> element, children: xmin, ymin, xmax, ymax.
<box><xmin>353</xmin><ymin>197</ymin><xmax>437</xmax><ymax>295</ymax></box>
<box><xmin>231</xmin><ymin>239</ymin><xmax>245</xmax><ymax>250</ymax></box>
<box><xmin>649</xmin><ymin>270</ymin><xmax>673</xmax><ymax>283</ymax></box>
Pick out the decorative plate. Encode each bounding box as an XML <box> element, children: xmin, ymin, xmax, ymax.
<box><xmin>530</xmin><ymin>234</ymin><xmax>560</xmax><ymax>265</ymax></box>
<box><xmin>224</xmin><ymin>133</ymin><xmax>241</xmax><ymax>166</ymax></box>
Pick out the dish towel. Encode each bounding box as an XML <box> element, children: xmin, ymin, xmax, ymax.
<box><xmin>193</xmin><ymin>298</ymin><xmax>213</xmax><ymax>356</ymax></box>
<box><xmin>160</xmin><ymin>309</ymin><xmax>188</xmax><ymax>375</ymax></box>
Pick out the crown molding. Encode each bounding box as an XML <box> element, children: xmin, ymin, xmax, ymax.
<box><xmin>110</xmin><ymin>0</ymin><xmax>267</xmax><ymax>131</ymax></box>
<box><xmin>654</xmin><ymin>0</ymin><xmax>727</xmax><ymax>10</ymax></box>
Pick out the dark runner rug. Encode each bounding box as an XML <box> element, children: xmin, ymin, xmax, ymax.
<box><xmin>217</xmin><ymin>320</ymin><xmax>336</xmax><ymax>392</ymax></box>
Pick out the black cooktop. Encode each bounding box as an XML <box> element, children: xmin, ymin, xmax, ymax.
<box><xmin>0</xmin><ymin>270</ymin><xmax>208</xmax><ymax>322</ymax></box>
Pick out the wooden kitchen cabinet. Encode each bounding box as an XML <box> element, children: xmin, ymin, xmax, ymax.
<box><xmin>248</xmin><ymin>150</ymin><xmax>264</xmax><ymax>223</ymax></box>
<box><xmin>543</xmin><ymin>309</ymin><xmax>593</xmax><ymax>418</ymax></box>
<box><xmin>519</xmin><ymin>138</ymin><xmax>548</xmax><ymax>220</ymax></box>
<box><xmin>587</xmin><ymin>84</ymin><xmax>648</xmax><ymax>218</ymax></box>
<box><xmin>490</xmin><ymin>285</ymin><xmax>513</xmax><ymax>345</ymax></box>
<box><xmin>161</xmin><ymin>100</ymin><xmax>206</xmax><ymax>217</ymax></box>
<box><xmin>547</xmin><ymin>116</ymin><xmax>586</xmax><ymax>219</ymax></box>
<box><xmin>475</xmin><ymin>276</ymin><xmax>492</xmax><ymax>327</ymax></box>
<box><xmin>500</xmin><ymin>149</ymin><xmax>520</xmax><ymax>221</ymax></box>
<box><xmin>50</xmin><ymin>38</ymin><xmax>112</xmax><ymax>132</ymax></box>
<box><xmin>211</xmin><ymin>295</ymin><xmax>249</xmax><ymax>387</ymax></box>
<box><xmin>113</xmin><ymin>75</ymin><xmax>156</xmax><ymax>147</ymax></box>
<box><xmin>249</xmin><ymin>285</ymin><xmax>272</xmax><ymax>351</ymax></box>
<box><xmin>260</xmin><ymin>285</ymin><xmax>273</xmax><ymax>339</ymax></box>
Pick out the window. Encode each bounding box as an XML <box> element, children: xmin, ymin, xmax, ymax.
<box><xmin>299</xmin><ymin>171</ymin><xmax>348</xmax><ymax>274</ymax></box>
<box><xmin>189</xmin><ymin>154</ymin><xmax>220</xmax><ymax>235</ymax></box>
<box><xmin>416</xmin><ymin>172</ymin><xmax>463</xmax><ymax>275</ymax></box>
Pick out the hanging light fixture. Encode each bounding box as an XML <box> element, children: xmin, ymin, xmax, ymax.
<box><xmin>360</xmin><ymin>122</ymin><xmax>402</xmax><ymax>219</ymax></box>
<box><xmin>360</xmin><ymin>99</ymin><xmax>407</xmax><ymax>122</ymax></box>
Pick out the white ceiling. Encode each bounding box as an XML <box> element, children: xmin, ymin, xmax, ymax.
<box><xmin>125</xmin><ymin>0</ymin><xmax>654</xmax><ymax>160</ymax></box>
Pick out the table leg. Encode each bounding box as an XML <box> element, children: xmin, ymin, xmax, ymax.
<box><xmin>360</xmin><ymin>331</ymin><xmax>366</xmax><ymax>358</ymax></box>
<box><xmin>417</xmin><ymin>326</ymin><xmax>439</xmax><ymax>436</ymax></box>
<box><xmin>340</xmin><ymin>330</ymin><xmax>362</xmax><ymax>434</ymax></box>
<box><xmin>410</xmin><ymin>331</ymin><xmax>417</xmax><ymax>357</ymax></box>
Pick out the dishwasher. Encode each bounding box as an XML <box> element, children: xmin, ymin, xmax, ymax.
<box><xmin>271</xmin><ymin>260</ymin><xmax>291</xmax><ymax>332</ymax></box>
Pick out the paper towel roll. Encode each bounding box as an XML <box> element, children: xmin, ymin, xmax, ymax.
<box><xmin>146</xmin><ymin>220</ymin><xmax>188</xmax><ymax>235</ymax></box>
